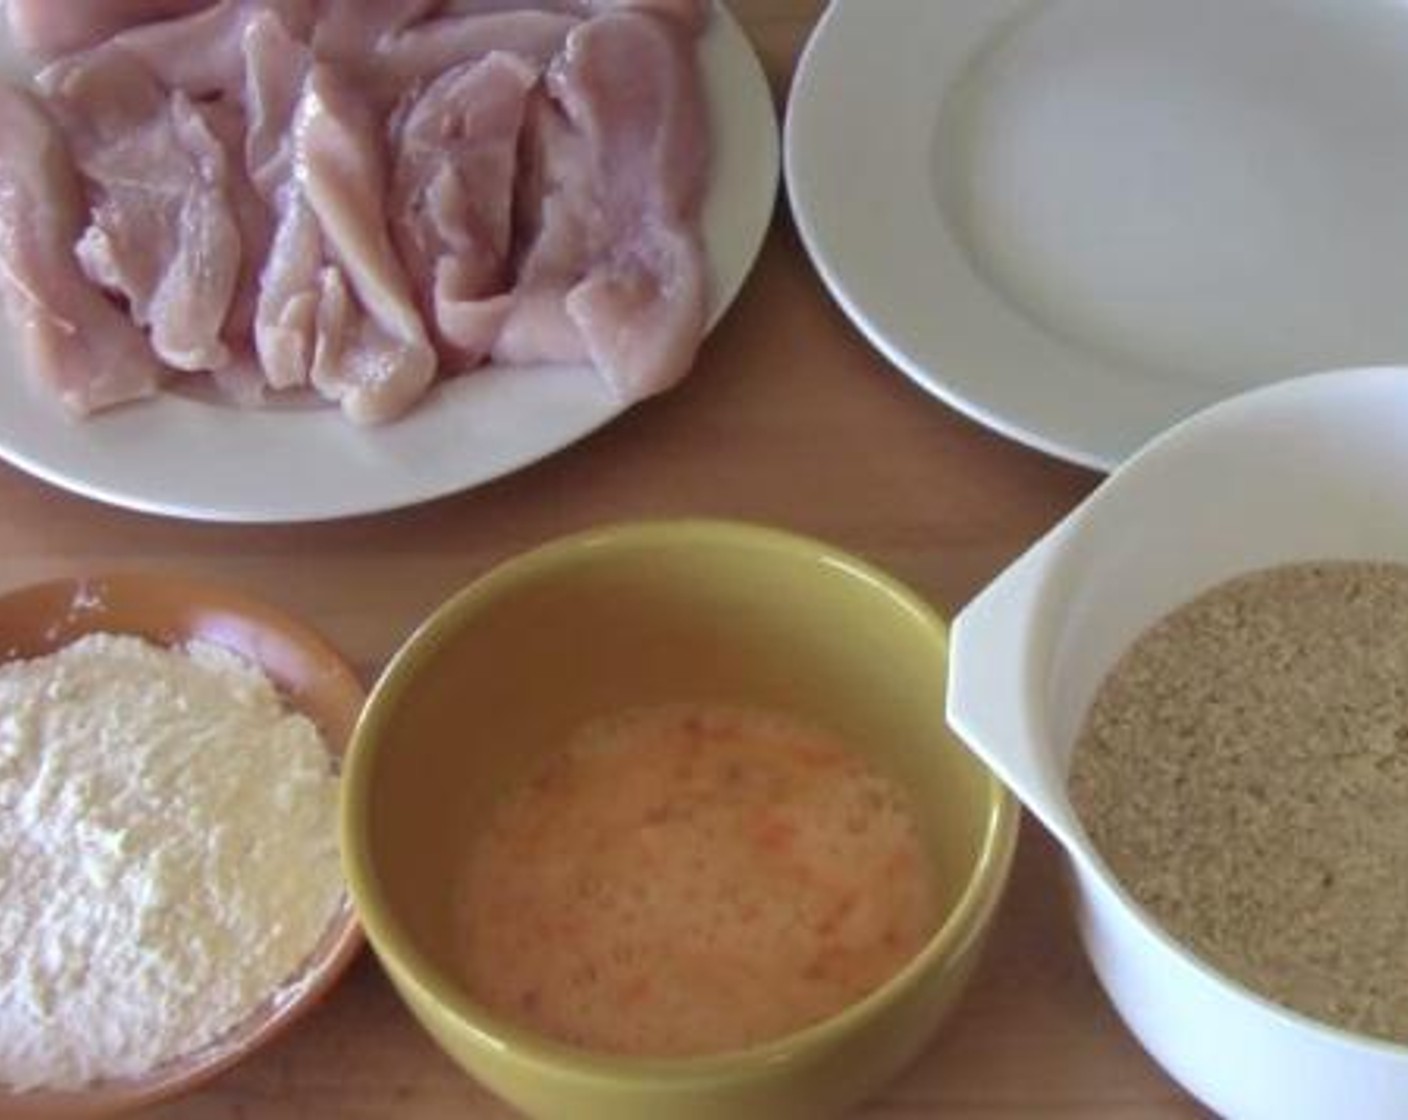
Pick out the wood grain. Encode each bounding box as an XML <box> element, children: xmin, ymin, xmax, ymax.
<box><xmin>0</xmin><ymin>2</ymin><xmax>1209</xmax><ymax>1116</ymax></box>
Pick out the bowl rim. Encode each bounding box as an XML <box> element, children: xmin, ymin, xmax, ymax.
<box><xmin>342</xmin><ymin>517</ymin><xmax>1019</xmax><ymax>1083</ymax></box>
<box><xmin>0</xmin><ymin>570</ymin><xmax>367</xmax><ymax>1117</ymax></box>
<box><xmin>1034</xmin><ymin>365</ymin><xmax>1408</xmax><ymax>1064</ymax></box>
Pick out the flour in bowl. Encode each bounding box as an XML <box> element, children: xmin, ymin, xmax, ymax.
<box><xmin>0</xmin><ymin>633</ymin><xmax>344</xmax><ymax>1091</ymax></box>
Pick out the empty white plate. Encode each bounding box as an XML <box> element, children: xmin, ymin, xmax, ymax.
<box><xmin>786</xmin><ymin>0</ymin><xmax>1408</xmax><ymax>469</ymax></box>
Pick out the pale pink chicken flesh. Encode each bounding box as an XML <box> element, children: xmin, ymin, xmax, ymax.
<box><xmin>312</xmin><ymin>0</ymin><xmax>446</xmax><ymax>63</ymax></box>
<box><xmin>373</xmin><ymin>10</ymin><xmax>578</xmax><ymax>91</ymax></box>
<box><xmin>90</xmin><ymin>0</ymin><xmax>318</xmax><ymax>101</ymax></box>
<box><xmin>0</xmin><ymin>0</ymin><xmax>713</xmax><ymax>422</ymax></box>
<box><xmin>0</xmin><ymin>85</ymin><xmax>163</xmax><ymax>413</ymax></box>
<box><xmin>247</xmin><ymin>12</ymin><xmax>322</xmax><ymax>392</ymax></box>
<box><xmin>41</xmin><ymin>50</ymin><xmax>242</xmax><ymax>374</ymax></box>
<box><xmin>5</xmin><ymin>0</ymin><xmax>214</xmax><ymax>60</ymax></box>
<box><xmin>243</xmin><ymin>6</ymin><xmax>314</xmax><ymax>198</ymax></box>
<box><xmin>492</xmin><ymin>90</ymin><xmax>593</xmax><ymax>366</ymax></box>
<box><xmin>391</xmin><ymin>51</ymin><xmax>538</xmax><ymax>363</ymax></box>
<box><xmin>582</xmin><ymin>0</ymin><xmax>709</xmax><ymax>33</ymax></box>
<box><xmin>453</xmin><ymin>0</ymin><xmax>708</xmax><ymax>27</ymax></box>
<box><xmin>293</xmin><ymin>63</ymin><xmax>437</xmax><ymax>423</ymax></box>
<box><xmin>497</xmin><ymin>11</ymin><xmax>708</xmax><ymax>400</ymax></box>
<box><xmin>255</xmin><ymin>196</ymin><xmax>324</xmax><ymax>390</ymax></box>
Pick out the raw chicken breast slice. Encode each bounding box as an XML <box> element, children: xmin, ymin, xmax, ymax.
<box><xmin>376</xmin><ymin>10</ymin><xmax>578</xmax><ymax>88</ymax></box>
<box><xmin>43</xmin><ymin>50</ymin><xmax>241</xmax><ymax>373</ymax></box>
<box><xmin>0</xmin><ymin>85</ymin><xmax>162</xmax><ymax>413</ymax></box>
<box><xmin>207</xmin><ymin>352</ymin><xmax>269</xmax><ymax>406</ymax></box>
<box><xmin>498</xmin><ymin>11</ymin><xmax>708</xmax><ymax>399</ymax></box>
<box><xmin>434</xmin><ymin>0</ymin><xmax>574</xmax><ymax>12</ymax></box>
<box><xmin>94</xmin><ymin>0</ymin><xmax>317</xmax><ymax>101</ymax></box>
<box><xmin>390</xmin><ymin>51</ymin><xmax>538</xmax><ymax>363</ymax></box>
<box><xmin>431</xmin><ymin>282</ymin><xmax>514</xmax><ymax>364</ymax></box>
<box><xmin>492</xmin><ymin>287</ymin><xmax>589</xmax><ymax>366</ymax></box>
<box><xmin>551</xmin><ymin>11</ymin><xmax>707</xmax><ymax>225</ymax></box>
<box><xmin>254</xmin><ymin>193</ymin><xmax>406</xmax><ymax>413</ymax></box>
<box><xmin>566</xmin><ymin>220</ymin><xmax>704</xmax><ymax>402</ymax></box>
<box><xmin>36</xmin><ymin>0</ymin><xmax>319</xmax><ymax>396</ymax></box>
<box><xmin>186</xmin><ymin>98</ymin><xmax>277</xmax><ymax>404</ymax></box>
<box><xmin>293</xmin><ymin>63</ymin><xmax>437</xmax><ymax>423</ymax></box>
<box><xmin>559</xmin><ymin>12</ymin><xmax>708</xmax><ymax>398</ymax></box>
<box><xmin>255</xmin><ymin>196</ymin><xmax>324</xmax><ymax>389</ymax></box>
<box><xmin>253</xmin><ymin>47</ymin><xmax>440</xmax><ymax>415</ymax></box>
<box><xmin>433</xmin><ymin>0</ymin><xmax>707</xmax><ymax>28</ymax></box>
<box><xmin>304</xmin><ymin>263</ymin><xmax>434</xmax><ymax>415</ymax></box>
<box><xmin>307</xmin><ymin>264</ymin><xmax>352</xmax><ymax>392</ymax></box>
<box><xmin>149</xmin><ymin>97</ymin><xmax>243</xmax><ymax>371</ymax></box>
<box><xmin>247</xmin><ymin>13</ymin><xmax>322</xmax><ymax>391</ymax></box>
<box><xmin>244</xmin><ymin>7</ymin><xmax>314</xmax><ymax>198</ymax></box>
<box><xmin>491</xmin><ymin>92</ymin><xmax>595</xmax><ymax>366</ymax></box>
<box><xmin>5</xmin><ymin>1</ymin><xmax>213</xmax><ymax>61</ymax></box>
<box><xmin>580</xmin><ymin>0</ymin><xmax>710</xmax><ymax>34</ymax></box>
<box><xmin>312</xmin><ymin>0</ymin><xmax>444</xmax><ymax>62</ymax></box>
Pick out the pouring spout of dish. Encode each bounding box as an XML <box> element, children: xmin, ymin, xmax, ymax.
<box><xmin>947</xmin><ymin>523</ymin><xmax>1089</xmax><ymax>858</ymax></box>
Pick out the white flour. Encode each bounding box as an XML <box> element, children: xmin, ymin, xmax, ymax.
<box><xmin>0</xmin><ymin>633</ymin><xmax>344</xmax><ymax>1091</ymax></box>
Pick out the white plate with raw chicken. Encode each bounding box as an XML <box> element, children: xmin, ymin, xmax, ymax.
<box><xmin>0</xmin><ymin>0</ymin><xmax>778</xmax><ymax>522</ymax></box>
<box><xmin>787</xmin><ymin>0</ymin><xmax>1408</xmax><ymax>469</ymax></box>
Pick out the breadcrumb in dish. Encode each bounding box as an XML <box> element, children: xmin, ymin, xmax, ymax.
<box><xmin>1070</xmin><ymin>561</ymin><xmax>1408</xmax><ymax>1042</ymax></box>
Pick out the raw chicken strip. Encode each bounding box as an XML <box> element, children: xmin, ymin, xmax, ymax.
<box><xmin>43</xmin><ymin>51</ymin><xmax>241</xmax><ymax>373</ymax></box>
<box><xmin>390</xmin><ymin>51</ymin><xmax>537</xmax><ymax>362</ymax></box>
<box><xmin>244</xmin><ymin>2</ymin><xmax>546</xmax><ymax>397</ymax></box>
<box><xmin>249</xmin><ymin>21</ymin><xmax>436</xmax><ymax>412</ymax></box>
<box><xmin>581</xmin><ymin>0</ymin><xmax>709</xmax><ymax>34</ymax></box>
<box><xmin>438</xmin><ymin>0</ymin><xmax>572</xmax><ymax>12</ymax></box>
<box><xmin>497</xmin><ymin>11</ymin><xmax>708</xmax><ymax>400</ymax></box>
<box><xmin>201</xmin><ymin>96</ymin><xmax>276</xmax><ymax>402</ymax></box>
<box><xmin>436</xmin><ymin>0</ymin><xmax>706</xmax><ymax>26</ymax></box>
<box><xmin>5</xmin><ymin>0</ymin><xmax>213</xmax><ymax>60</ymax></box>
<box><xmin>255</xmin><ymin>196</ymin><xmax>323</xmax><ymax>389</ymax></box>
<box><xmin>97</xmin><ymin>1</ymin><xmax>566</xmax><ymax>115</ymax></box>
<box><xmin>553</xmin><ymin>13</ymin><xmax>706</xmax><ymax>223</ymax></box>
<box><xmin>293</xmin><ymin>64</ymin><xmax>436</xmax><ymax>422</ymax></box>
<box><xmin>248</xmin><ymin>12</ymin><xmax>320</xmax><ymax>390</ymax></box>
<box><xmin>94</xmin><ymin>0</ymin><xmax>317</xmax><ymax>100</ymax></box>
<box><xmin>312</xmin><ymin>0</ymin><xmax>443</xmax><ymax>62</ymax></box>
<box><xmin>492</xmin><ymin>91</ymin><xmax>593</xmax><ymax>366</ymax></box>
<box><xmin>566</xmin><ymin>220</ymin><xmax>704</xmax><ymax>402</ymax></box>
<box><xmin>0</xmin><ymin>85</ymin><xmax>162</xmax><ymax>413</ymax></box>
<box><xmin>557</xmin><ymin>13</ymin><xmax>707</xmax><ymax>399</ymax></box>
<box><xmin>244</xmin><ymin>7</ymin><xmax>314</xmax><ymax>197</ymax></box>
<box><xmin>377</xmin><ymin>10</ymin><xmax>577</xmax><ymax>88</ymax></box>
<box><xmin>31</xmin><ymin>0</ymin><xmax>319</xmax><ymax>393</ymax></box>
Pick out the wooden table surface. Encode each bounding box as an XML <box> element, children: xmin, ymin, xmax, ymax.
<box><xmin>0</xmin><ymin>3</ymin><xmax>1210</xmax><ymax>1117</ymax></box>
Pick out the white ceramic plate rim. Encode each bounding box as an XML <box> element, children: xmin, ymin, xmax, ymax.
<box><xmin>784</xmin><ymin>0</ymin><xmax>1408</xmax><ymax>471</ymax></box>
<box><xmin>0</xmin><ymin>3</ymin><xmax>779</xmax><ymax>522</ymax></box>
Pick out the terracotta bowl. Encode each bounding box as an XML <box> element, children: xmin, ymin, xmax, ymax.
<box><xmin>0</xmin><ymin>572</ymin><xmax>366</xmax><ymax>1118</ymax></box>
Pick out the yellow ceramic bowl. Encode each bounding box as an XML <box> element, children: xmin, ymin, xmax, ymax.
<box><xmin>342</xmin><ymin>521</ymin><xmax>1017</xmax><ymax>1120</ymax></box>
